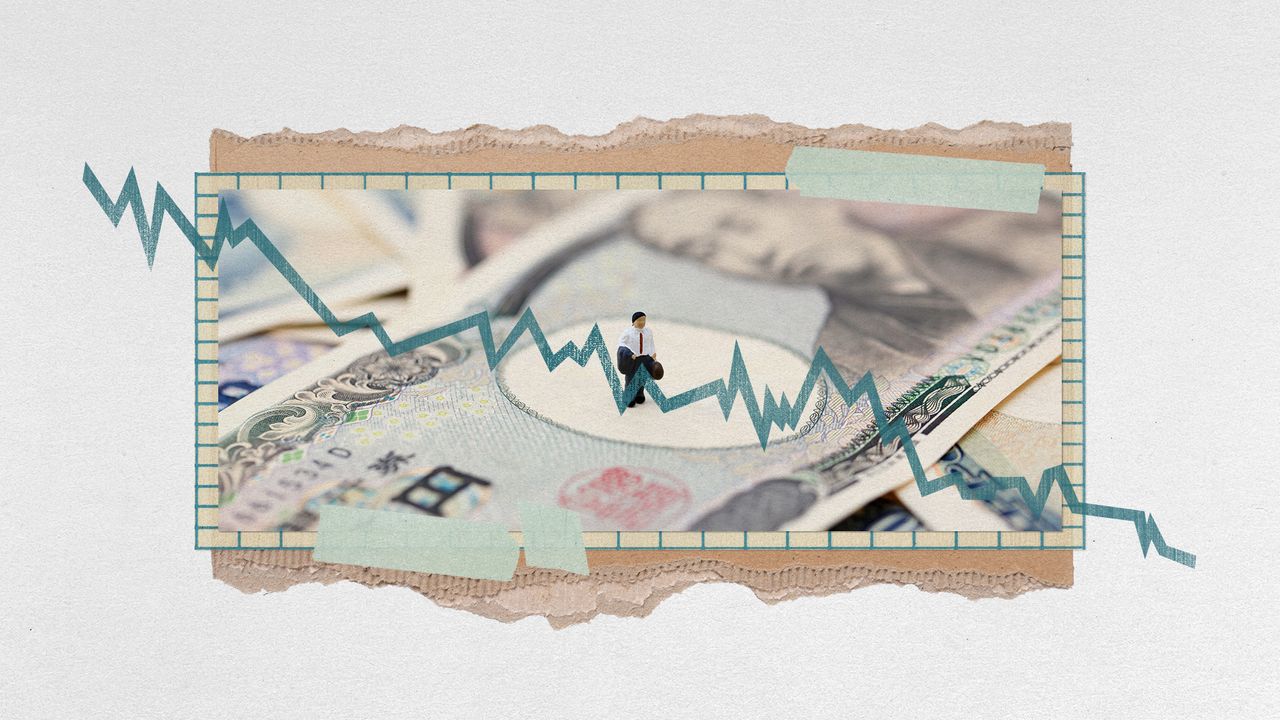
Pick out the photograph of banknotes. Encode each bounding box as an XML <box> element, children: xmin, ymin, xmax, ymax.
<box><xmin>216</xmin><ymin>188</ymin><xmax>1065</xmax><ymax>534</ymax></box>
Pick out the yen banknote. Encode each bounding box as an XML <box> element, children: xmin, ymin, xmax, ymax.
<box><xmin>217</xmin><ymin>189</ymin><xmax>1064</xmax><ymax>532</ymax></box>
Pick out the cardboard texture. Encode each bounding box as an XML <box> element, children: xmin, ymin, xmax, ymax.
<box><xmin>209</xmin><ymin>115</ymin><xmax>1074</xmax><ymax>625</ymax></box>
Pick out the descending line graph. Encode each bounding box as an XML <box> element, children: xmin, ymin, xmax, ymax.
<box><xmin>83</xmin><ymin>165</ymin><xmax>1196</xmax><ymax>567</ymax></box>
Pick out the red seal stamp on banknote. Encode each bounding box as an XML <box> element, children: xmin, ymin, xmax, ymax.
<box><xmin>558</xmin><ymin>466</ymin><xmax>692</xmax><ymax>530</ymax></box>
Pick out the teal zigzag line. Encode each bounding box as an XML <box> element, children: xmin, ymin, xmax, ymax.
<box><xmin>83</xmin><ymin>165</ymin><xmax>1196</xmax><ymax>568</ymax></box>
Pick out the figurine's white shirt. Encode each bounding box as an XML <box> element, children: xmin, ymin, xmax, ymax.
<box><xmin>617</xmin><ymin>326</ymin><xmax>655</xmax><ymax>356</ymax></box>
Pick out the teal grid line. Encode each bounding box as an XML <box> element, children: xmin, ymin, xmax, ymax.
<box><xmin>1080</xmin><ymin>172</ymin><xmax>1088</xmax><ymax>547</ymax></box>
<box><xmin>192</xmin><ymin>171</ymin><xmax>1085</xmax><ymax>552</ymax></box>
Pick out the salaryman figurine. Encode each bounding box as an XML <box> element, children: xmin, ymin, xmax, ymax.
<box><xmin>617</xmin><ymin>311</ymin><xmax>657</xmax><ymax>408</ymax></box>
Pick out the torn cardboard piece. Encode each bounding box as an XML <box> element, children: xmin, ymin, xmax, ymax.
<box><xmin>210</xmin><ymin>115</ymin><xmax>1070</xmax><ymax>174</ymax></box>
<box><xmin>214</xmin><ymin>548</ymin><xmax>1070</xmax><ymax>629</ymax></box>
<box><xmin>208</xmin><ymin>114</ymin><xmax>1074</xmax><ymax>626</ymax></box>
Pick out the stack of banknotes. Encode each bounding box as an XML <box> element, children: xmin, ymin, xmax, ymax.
<box><xmin>217</xmin><ymin>188</ymin><xmax>1065</xmax><ymax>534</ymax></box>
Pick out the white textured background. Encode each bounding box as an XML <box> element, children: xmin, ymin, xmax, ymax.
<box><xmin>2</xmin><ymin>3</ymin><xmax>1276</xmax><ymax>717</ymax></box>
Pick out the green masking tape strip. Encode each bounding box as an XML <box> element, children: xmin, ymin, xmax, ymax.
<box><xmin>784</xmin><ymin>147</ymin><xmax>1045</xmax><ymax>213</ymax></box>
<box><xmin>519</xmin><ymin>502</ymin><xmax>590</xmax><ymax>575</ymax></box>
<box><xmin>314</xmin><ymin>505</ymin><xmax>519</xmax><ymax>581</ymax></box>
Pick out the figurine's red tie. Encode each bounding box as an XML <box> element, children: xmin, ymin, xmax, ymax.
<box><xmin>639</xmin><ymin>333</ymin><xmax>643</xmax><ymax>354</ymax></box>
